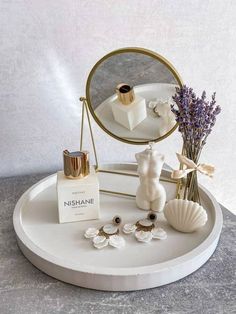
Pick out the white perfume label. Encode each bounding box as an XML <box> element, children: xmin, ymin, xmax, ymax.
<box><xmin>57</xmin><ymin>183</ymin><xmax>100</xmax><ymax>223</ymax></box>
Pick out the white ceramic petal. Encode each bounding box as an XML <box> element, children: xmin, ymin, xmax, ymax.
<box><xmin>84</xmin><ymin>228</ymin><xmax>99</xmax><ymax>239</ymax></box>
<box><xmin>164</xmin><ymin>199</ymin><xmax>208</xmax><ymax>233</ymax></box>
<box><xmin>152</xmin><ymin>227</ymin><xmax>167</xmax><ymax>240</ymax></box>
<box><xmin>109</xmin><ymin>235</ymin><xmax>125</xmax><ymax>249</ymax></box>
<box><xmin>93</xmin><ymin>240</ymin><xmax>109</xmax><ymax>249</ymax></box>
<box><xmin>138</xmin><ymin>219</ymin><xmax>153</xmax><ymax>227</ymax></box>
<box><xmin>93</xmin><ymin>235</ymin><xmax>107</xmax><ymax>244</ymax></box>
<box><xmin>135</xmin><ymin>230</ymin><xmax>153</xmax><ymax>243</ymax></box>
<box><xmin>103</xmin><ymin>224</ymin><xmax>118</xmax><ymax>235</ymax></box>
<box><xmin>93</xmin><ymin>236</ymin><xmax>109</xmax><ymax>249</ymax></box>
<box><xmin>123</xmin><ymin>223</ymin><xmax>137</xmax><ymax>234</ymax></box>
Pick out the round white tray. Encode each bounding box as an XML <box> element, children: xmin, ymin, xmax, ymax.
<box><xmin>13</xmin><ymin>163</ymin><xmax>223</xmax><ymax>291</ymax></box>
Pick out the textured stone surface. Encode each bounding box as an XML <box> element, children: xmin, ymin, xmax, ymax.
<box><xmin>0</xmin><ymin>173</ymin><xmax>235</xmax><ymax>314</ymax></box>
<box><xmin>89</xmin><ymin>52</ymin><xmax>177</xmax><ymax>108</ymax></box>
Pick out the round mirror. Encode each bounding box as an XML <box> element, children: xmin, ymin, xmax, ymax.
<box><xmin>86</xmin><ymin>48</ymin><xmax>183</xmax><ymax>145</ymax></box>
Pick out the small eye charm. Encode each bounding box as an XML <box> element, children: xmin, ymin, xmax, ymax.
<box><xmin>113</xmin><ymin>215</ymin><xmax>122</xmax><ymax>226</ymax></box>
<box><xmin>84</xmin><ymin>215</ymin><xmax>125</xmax><ymax>249</ymax></box>
<box><xmin>123</xmin><ymin>211</ymin><xmax>167</xmax><ymax>243</ymax></box>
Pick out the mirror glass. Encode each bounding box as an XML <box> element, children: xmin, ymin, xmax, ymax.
<box><xmin>86</xmin><ymin>49</ymin><xmax>182</xmax><ymax>144</ymax></box>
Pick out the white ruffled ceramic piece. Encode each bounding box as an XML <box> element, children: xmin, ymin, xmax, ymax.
<box><xmin>93</xmin><ymin>235</ymin><xmax>109</xmax><ymax>249</ymax></box>
<box><xmin>103</xmin><ymin>224</ymin><xmax>118</xmax><ymax>235</ymax></box>
<box><xmin>148</xmin><ymin>99</ymin><xmax>175</xmax><ymax>119</ymax></box>
<box><xmin>109</xmin><ymin>235</ymin><xmax>125</xmax><ymax>249</ymax></box>
<box><xmin>135</xmin><ymin>230</ymin><xmax>153</xmax><ymax>243</ymax></box>
<box><xmin>164</xmin><ymin>199</ymin><xmax>208</xmax><ymax>233</ymax></box>
<box><xmin>123</xmin><ymin>223</ymin><xmax>137</xmax><ymax>234</ymax></box>
<box><xmin>138</xmin><ymin>219</ymin><xmax>153</xmax><ymax>227</ymax></box>
<box><xmin>84</xmin><ymin>228</ymin><xmax>99</xmax><ymax>239</ymax></box>
<box><xmin>151</xmin><ymin>227</ymin><xmax>167</xmax><ymax>240</ymax></box>
<box><xmin>148</xmin><ymin>100</ymin><xmax>158</xmax><ymax>110</ymax></box>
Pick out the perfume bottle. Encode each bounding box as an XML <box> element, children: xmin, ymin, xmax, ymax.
<box><xmin>111</xmin><ymin>83</ymin><xmax>147</xmax><ymax>131</ymax></box>
<box><xmin>57</xmin><ymin>150</ymin><xmax>100</xmax><ymax>223</ymax></box>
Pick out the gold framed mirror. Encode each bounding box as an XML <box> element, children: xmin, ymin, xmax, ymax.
<box><xmin>86</xmin><ymin>47</ymin><xmax>183</xmax><ymax>145</ymax></box>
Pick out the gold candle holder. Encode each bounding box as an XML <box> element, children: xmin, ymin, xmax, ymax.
<box><xmin>116</xmin><ymin>83</ymin><xmax>135</xmax><ymax>105</ymax></box>
<box><xmin>63</xmin><ymin>150</ymin><xmax>89</xmax><ymax>179</ymax></box>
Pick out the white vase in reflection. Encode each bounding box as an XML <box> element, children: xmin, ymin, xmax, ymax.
<box><xmin>111</xmin><ymin>94</ymin><xmax>147</xmax><ymax>131</ymax></box>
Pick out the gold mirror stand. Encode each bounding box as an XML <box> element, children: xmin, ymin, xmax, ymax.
<box><xmin>79</xmin><ymin>97</ymin><xmax>178</xmax><ymax>199</ymax></box>
<box><xmin>79</xmin><ymin>97</ymin><xmax>99</xmax><ymax>170</ymax></box>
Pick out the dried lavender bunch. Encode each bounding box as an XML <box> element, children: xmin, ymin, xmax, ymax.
<box><xmin>171</xmin><ymin>85</ymin><xmax>221</xmax><ymax>202</ymax></box>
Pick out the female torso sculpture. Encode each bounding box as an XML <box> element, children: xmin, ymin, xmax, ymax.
<box><xmin>135</xmin><ymin>144</ymin><xmax>166</xmax><ymax>212</ymax></box>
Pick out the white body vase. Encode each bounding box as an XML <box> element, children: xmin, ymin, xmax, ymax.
<box><xmin>135</xmin><ymin>147</ymin><xmax>166</xmax><ymax>212</ymax></box>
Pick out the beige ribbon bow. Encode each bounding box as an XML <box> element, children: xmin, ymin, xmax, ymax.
<box><xmin>171</xmin><ymin>153</ymin><xmax>215</xmax><ymax>179</ymax></box>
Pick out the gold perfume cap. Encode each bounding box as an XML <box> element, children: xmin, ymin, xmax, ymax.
<box><xmin>116</xmin><ymin>83</ymin><xmax>135</xmax><ymax>105</ymax></box>
<box><xmin>63</xmin><ymin>150</ymin><xmax>89</xmax><ymax>179</ymax></box>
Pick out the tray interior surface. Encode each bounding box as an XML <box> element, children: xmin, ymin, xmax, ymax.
<box><xmin>20</xmin><ymin>170</ymin><xmax>214</xmax><ymax>270</ymax></box>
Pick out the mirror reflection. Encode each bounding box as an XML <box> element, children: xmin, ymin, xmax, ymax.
<box><xmin>87</xmin><ymin>51</ymin><xmax>181</xmax><ymax>144</ymax></box>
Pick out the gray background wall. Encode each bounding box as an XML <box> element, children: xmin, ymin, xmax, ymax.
<box><xmin>0</xmin><ymin>0</ymin><xmax>235</xmax><ymax>214</ymax></box>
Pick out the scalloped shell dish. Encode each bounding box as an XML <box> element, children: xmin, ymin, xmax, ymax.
<box><xmin>164</xmin><ymin>199</ymin><xmax>208</xmax><ymax>233</ymax></box>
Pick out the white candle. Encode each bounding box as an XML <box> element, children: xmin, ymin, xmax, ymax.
<box><xmin>135</xmin><ymin>143</ymin><xmax>166</xmax><ymax>212</ymax></box>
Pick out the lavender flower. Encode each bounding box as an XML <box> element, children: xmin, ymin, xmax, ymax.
<box><xmin>171</xmin><ymin>85</ymin><xmax>221</xmax><ymax>203</ymax></box>
<box><xmin>171</xmin><ymin>86</ymin><xmax>221</xmax><ymax>154</ymax></box>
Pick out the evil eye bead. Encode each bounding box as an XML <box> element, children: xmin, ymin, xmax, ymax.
<box><xmin>148</xmin><ymin>212</ymin><xmax>157</xmax><ymax>222</ymax></box>
<box><xmin>112</xmin><ymin>215</ymin><xmax>122</xmax><ymax>226</ymax></box>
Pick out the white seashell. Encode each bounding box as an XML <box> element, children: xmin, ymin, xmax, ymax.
<box><xmin>123</xmin><ymin>223</ymin><xmax>137</xmax><ymax>234</ymax></box>
<box><xmin>152</xmin><ymin>227</ymin><xmax>167</xmax><ymax>240</ymax></box>
<box><xmin>93</xmin><ymin>236</ymin><xmax>109</xmax><ymax>249</ymax></box>
<box><xmin>138</xmin><ymin>219</ymin><xmax>153</xmax><ymax>227</ymax></box>
<box><xmin>164</xmin><ymin>199</ymin><xmax>208</xmax><ymax>233</ymax></box>
<box><xmin>84</xmin><ymin>228</ymin><xmax>99</xmax><ymax>239</ymax></box>
<box><xmin>109</xmin><ymin>235</ymin><xmax>125</xmax><ymax>249</ymax></box>
<box><xmin>135</xmin><ymin>230</ymin><xmax>153</xmax><ymax>243</ymax></box>
<box><xmin>103</xmin><ymin>224</ymin><xmax>118</xmax><ymax>235</ymax></box>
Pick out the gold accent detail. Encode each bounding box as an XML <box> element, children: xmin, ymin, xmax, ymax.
<box><xmin>99</xmin><ymin>189</ymin><xmax>135</xmax><ymax>198</ymax></box>
<box><xmin>63</xmin><ymin>150</ymin><xmax>89</xmax><ymax>179</ymax></box>
<box><xmin>85</xmin><ymin>47</ymin><xmax>183</xmax><ymax>146</ymax></box>
<box><xmin>116</xmin><ymin>83</ymin><xmax>135</xmax><ymax>105</ymax></box>
<box><xmin>79</xmin><ymin>97</ymin><xmax>98</xmax><ymax>171</ymax></box>
<box><xmin>135</xmin><ymin>221</ymin><xmax>155</xmax><ymax>232</ymax></box>
<box><xmin>98</xmin><ymin>168</ymin><xmax>177</xmax><ymax>183</ymax></box>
